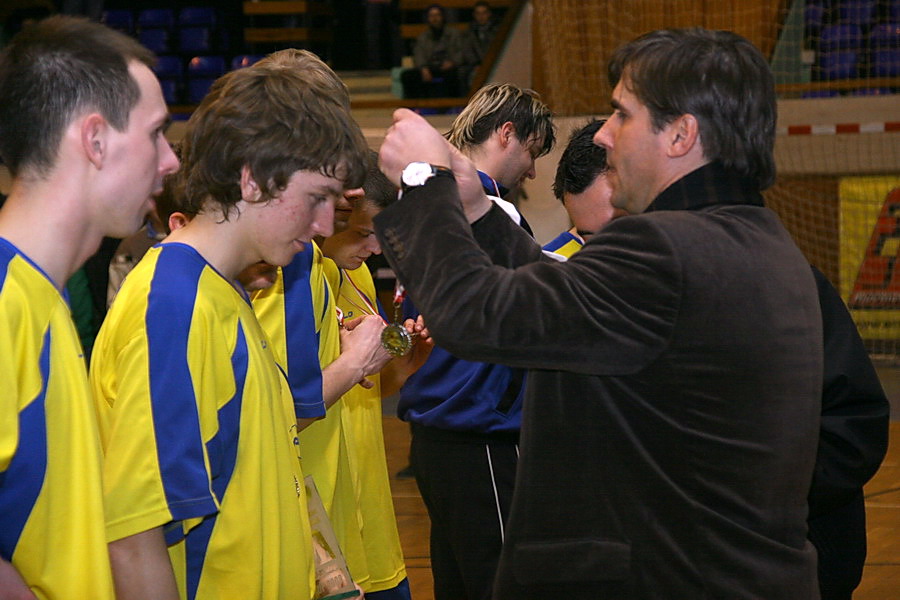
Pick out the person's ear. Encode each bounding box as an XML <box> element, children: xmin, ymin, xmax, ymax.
<box><xmin>239</xmin><ymin>164</ymin><xmax>261</xmax><ymax>202</ymax></box>
<box><xmin>498</xmin><ymin>121</ymin><xmax>516</xmax><ymax>148</ymax></box>
<box><xmin>666</xmin><ymin>114</ymin><xmax>699</xmax><ymax>158</ymax></box>
<box><xmin>81</xmin><ymin>113</ymin><xmax>107</xmax><ymax>169</ymax></box>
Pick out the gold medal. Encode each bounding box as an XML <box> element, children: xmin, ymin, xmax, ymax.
<box><xmin>381</xmin><ymin>323</ymin><xmax>413</xmax><ymax>357</ymax></box>
<box><xmin>381</xmin><ymin>282</ymin><xmax>412</xmax><ymax>357</ymax></box>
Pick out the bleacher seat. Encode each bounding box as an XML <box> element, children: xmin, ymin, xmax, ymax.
<box><xmin>804</xmin><ymin>2</ymin><xmax>826</xmax><ymax>36</ymax></box>
<box><xmin>231</xmin><ymin>55</ymin><xmax>265</xmax><ymax>70</ymax></box>
<box><xmin>102</xmin><ymin>9</ymin><xmax>134</xmax><ymax>34</ymax></box>
<box><xmin>139</xmin><ymin>29</ymin><xmax>171</xmax><ymax>54</ymax></box>
<box><xmin>839</xmin><ymin>0</ymin><xmax>878</xmax><ymax>27</ymax></box>
<box><xmin>819</xmin><ymin>23</ymin><xmax>863</xmax><ymax>51</ymax></box>
<box><xmin>178</xmin><ymin>6</ymin><xmax>217</xmax><ymax>28</ymax></box>
<box><xmin>188</xmin><ymin>55</ymin><xmax>226</xmax><ymax>77</ymax></box>
<box><xmin>153</xmin><ymin>55</ymin><xmax>183</xmax><ymax>104</ymax></box>
<box><xmin>869</xmin><ymin>23</ymin><xmax>900</xmax><ymax>49</ymax></box>
<box><xmin>802</xmin><ymin>89</ymin><xmax>840</xmax><ymax>98</ymax></box>
<box><xmin>138</xmin><ymin>8</ymin><xmax>175</xmax><ymax>31</ymax></box>
<box><xmin>187</xmin><ymin>55</ymin><xmax>226</xmax><ymax>104</ymax></box>
<box><xmin>871</xmin><ymin>48</ymin><xmax>900</xmax><ymax>77</ymax></box>
<box><xmin>179</xmin><ymin>27</ymin><xmax>213</xmax><ymax>54</ymax></box>
<box><xmin>819</xmin><ymin>49</ymin><xmax>859</xmax><ymax>79</ymax></box>
<box><xmin>853</xmin><ymin>87</ymin><xmax>893</xmax><ymax>95</ymax></box>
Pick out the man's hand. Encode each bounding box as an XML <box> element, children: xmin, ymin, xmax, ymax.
<box><xmin>379</xmin><ymin>109</ymin><xmax>490</xmax><ymax>222</ymax></box>
<box><xmin>379</xmin><ymin>109</ymin><xmax>453</xmax><ymax>185</ymax></box>
<box><xmin>379</xmin><ymin>315</ymin><xmax>435</xmax><ymax>398</ymax></box>
<box><xmin>341</xmin><ymin>315</ymin><xmax>393</xmax><ymax>387</ymax></box>
<box><xmin>421</xmin><ymin>67</ymin><xmax>433</xmax><ymax>82</ymax></box>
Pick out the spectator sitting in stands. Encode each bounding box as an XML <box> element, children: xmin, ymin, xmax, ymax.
<box><xmin>460</xmin><ymin>1</ymin><xmax>497</xmax><ymax>89</ymax></box>
<box><xmin>401</xmin><ymin>3</ymin><xmax>464</xmax><ymax>98</ymax></box>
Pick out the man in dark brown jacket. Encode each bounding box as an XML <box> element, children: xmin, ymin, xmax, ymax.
<box><xmin>375</xmin><ymin>28</ymin><xmax>823</xmax><ymax>599</ymax></box>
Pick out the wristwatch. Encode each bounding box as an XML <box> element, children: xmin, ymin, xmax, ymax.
<box><xmin>400</xmin><ymin>162</ymin><xmax>453</xmax><ymax>194</ymax></box>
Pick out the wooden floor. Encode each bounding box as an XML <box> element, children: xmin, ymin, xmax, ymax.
<box><xmin>383</xmin><ymin>417</ymin><xmax>900</xmax><ymax>600</ymax></box>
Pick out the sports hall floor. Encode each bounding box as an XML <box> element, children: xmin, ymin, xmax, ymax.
<box><xmin>382</xmin><ymin>364</ymin><xmax>900</xmax><ymax>599</ymax></box>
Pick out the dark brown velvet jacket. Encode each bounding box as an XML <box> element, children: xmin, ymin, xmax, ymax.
<box><xmin>375</xmin><ymin>163</ymin><xmax>823</xmax><ymax>599</ymax></box>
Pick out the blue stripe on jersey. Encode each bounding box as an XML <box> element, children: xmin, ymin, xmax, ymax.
<box><xmin>0</xmin><ymin>329</ymin><xmax>50</xmax><ymax>560</ymax></box>
<box><xmin>146</xmin><ymin>247</ymin><xmax>218</xmax><ymax>522</ymax></box>
<box><xmin>0</xmin><ymin>243</ymin><xmax>12</xmax><ymax>288</ymax></box>
<box><xmin>184</xmin><ymin>323</ymin><xmax>248</xmax><ymax>599</ymax></box>
<box><xmin>281</xmin><ymin>247</ymin><xmax>325</xmax><ymax>418</ymax></box>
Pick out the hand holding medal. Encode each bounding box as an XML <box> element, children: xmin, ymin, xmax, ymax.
<box><xmin>381</xmin><ymin>283</ymin><xmax>413</xmax><ymax>357</ymax></box>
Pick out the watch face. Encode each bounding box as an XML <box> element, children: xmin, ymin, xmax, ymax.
<box><xmin>402</xmin><ymin>162</ymin><xmax>433</xmax><ymax>187</ymax></box>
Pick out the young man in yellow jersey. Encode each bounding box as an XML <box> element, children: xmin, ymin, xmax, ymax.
<box><xmin>90</xmin><ymin>62</ymin><xmax>368</xmax><ymax>599</ymax></box>
<box><xmin>0</xmin><ymin>16</ymin><xmax>179</xmax><ymax>599</ymax></box>
<box><xmin>320</xmin><ymin>153</ymin><xmax>433</xmax><ymax>599</ymax></box>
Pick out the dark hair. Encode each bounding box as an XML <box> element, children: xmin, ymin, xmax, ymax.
<box><xmin>363</xmin><ymin>150</ymin><xmax>398</xmax><ymax>210</ymax></box>
<box><xmin>177</xmin><ymin>63</ymin><xmax>368</xmax><ymax>218</ymax></box>
<box><xmin>155</xmin><ymin>143</ymin><xmax>184</xmax><ymax>233</ymax></box>
<box><xmin>0</xmin><ymin>15</ymin><xmax>156</xmax><ymax>177</ymax></box>
<box><xmin>448</xmin><ymin>83</ymin><xmax>556</xmax><ymax>158</ymax></box>
<box><xmin>474</xmin><ymin>1</ymin><xmax>491</xmax><ymax>10</ymax></box>
<box><xmin>608</xmin><ymin>28</ymin><xmax>776</xmax><ymax>190</ymax></box>
<box><xmin>553</xmin><ymin>119</ymin><xmax>607</xmax><ymax>203</ymax></box>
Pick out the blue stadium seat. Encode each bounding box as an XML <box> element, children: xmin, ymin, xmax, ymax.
<box><xmin>819</xmin><ymin>50</ymin><xmax>859</xmax><ymax>79</ymax></box>
<box><xmin>231</xmin><ymin>54</ymin><xmax>265</xmax><ymax>70</ymax></box>
<box><xmin>153</xmin><ymin>55</ymin><xmax>183</xmax><ymax>104</ymax></box>
<box><xmin>138</xmin><ymin>8</ymin><xmax>175</xmax><ymax>30</ymax></box>
<box><xmin>154</xmin><ymin>55</ymin><xmax>183</xmax><ymax>78</ymax></box>
<box><xmin>869</xmin><ymin>23</ymin><xmax>900</xmax><ymax>49</ymax></box>
<box><xmin>871</xmin><ymin>48</ymin><xmax>900</xmax><ymax>77</ymax></box>
<box><xmin>819</xmin><ymin>23</ymin><xmax>863</xmax><ymax>51</ymax></box>
<box><xmin>187</xmin><ymin>79</ymin><xmax>216</xmax><ymax>104</ymax></box>
<box><xmin>839</xmin><ymin>0</ymin><xmax>878</xmax><ymax>27</ymax></box>
<box><xmin>802</xmin><ymin>89</ymin><xmax>840</xmax><ymax>98</ymax></box>
<box><xmin>187</xmin><ymin>55</ymin><xmax>226</xmax><ymax>77</ymax></box>
<box><xmin>179</xmin><ymin>27</ymin><xmax>213</xmax><ymax>54</ymax></box>
<box><xmin>852</xmin><ymin>87</ymin><xmax>893</xmax><ymax>95</ymax></box>
<box><xmin>178</xmin><ymin>6</ymin><xmax>217</xmax><ymax>28</ymax></box>
<box><xmin>139</xmin><ymin>29</ymin><xmax>171</xmax><ymax>54</ymax></box>
<box><xmin>186</xmin><ymin>55</ymin><xmax>226</xmax><ymax>104</ymax></box>
<box><xmin>102</xmin><ymin>9</ymin><xmax>134</xmax><ymax>34</ymax></box>
<box><xmin>804</xmin><ymin>2</ymin><xmax>826</xmax><ymax>35</ymax></box>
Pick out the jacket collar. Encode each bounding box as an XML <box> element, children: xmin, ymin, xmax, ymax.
<box><xmin>644</xmin><ymin>162</ymin><xmax>764</xmax><ymax>214</ymax></box>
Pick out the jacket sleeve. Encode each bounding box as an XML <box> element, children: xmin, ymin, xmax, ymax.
<box><xmin>808</xmin><ymin>266</ymin><xmax>890</xmax><ymax>516</ymax></box>
<box><xmin>374</xmin><ymin>176</ymin><xmax>679</xmax><ymax>376</ymax></box>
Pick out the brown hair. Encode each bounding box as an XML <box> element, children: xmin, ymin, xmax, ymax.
<box><xmin>177</xmin><ymin>63</ymin><xmax>368</xmax><ymax>218</ymax></box>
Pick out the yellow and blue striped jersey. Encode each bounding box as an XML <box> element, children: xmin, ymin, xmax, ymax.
<box><xmin>0</xmin><ymin>238</ymin><xmax>116</xmax><ymax>600</ymax></box>
<box><xmin>325</xmin><ymin>259</ymin><xmax>407</xmax><ymax>593</ymax></box>
<box><xmin>91</xmin><ymin>243</ymin><xmax>315</xmax><ymax>600</ymax></box>
<box><xmin>542</xmin><ymin>230</ymin><xmax>584</xmax><ymax>259</ymax></box>
<box><xmin>253</xmin><ymin>242</ymin><xmax>370</xmax><ymax>587</ymax></box>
